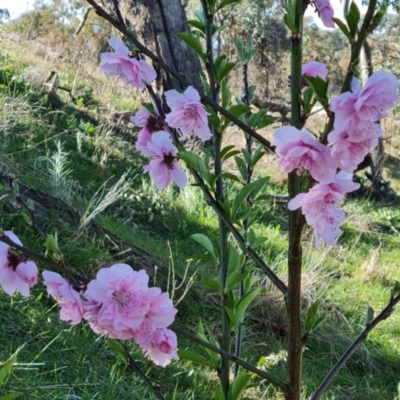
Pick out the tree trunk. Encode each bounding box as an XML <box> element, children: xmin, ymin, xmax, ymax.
<box><xmin>119</xmin><ymin>0</ymin><xmax>203</xmax><ymax>91</ymax></box>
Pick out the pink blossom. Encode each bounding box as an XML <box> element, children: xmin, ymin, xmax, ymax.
<box><xmin>84</xmin><ymin>264</ymin><xmax>151</xmax><ymax>339</ymax></box>
<box><xmin>313</xmin><ymin>207</ymin><xmax>345</xmax><ymax>247</ymax></box>
<box><xmin>134</xmin><ymin>287</ymin><xmax>177</xmax><ymax>347</ymax></box>
<box><xmin>100</xmin><ymin>38</ymin><xmax>157</xmax><ymax>90</ymax></box>
<box><xmin>165</xmin><ymin>86</ymin><xmax>211</xmax><ymax>140</ymax></box>
<box><xmin>354</xmin><ymin>72</ymin><xmax>399</xmax><ymax>121</ymax></box>
<box><xmin>314</xmin><ymin>0</ymin><xmax>335</xmax><ymax>28</ymax></box>
<box><xmin>272</xmin><ymin>126</ymin><xmax>337</xmax><ymax>183</ymax></box>
<box><xmin>331</xmin><ymin>73</ymin><xmax>399</xmax><ymax>131</ymax></box>
<box><xmin>302</xmin><ymin>61</ymin><xmax>328</xmax><ymax>80</ymax></box>
<box><xmin>43</xmin><ymin>271</ymin><xmax>84</xmax><ymax>325</ymax></box>
<box><xmin>288</xmin><ymin>172</ymin><xmax>359</xmax><ymax>245</ymax></box>
<box><xmin>329</xmin><ymin>130</ymin><xmax>378</xmax><ymax>173</ymax></box>
<box><xmin>144</xmin><ymin>131</ymin><xmax>187</xmax><ymax>190</ymax></box>
<box><xmin>142</xmin><ymin>328</ymin><xmax>179</xmax><ymax>367</ymax></box>
<box><xmin>0</xmin><ymin>231</ymin><xmax>38</xmax><ymax>297</ymax></box>
<box><xmin>131</xmin><ymin>107</ymin><xmax>165</xmax><ymax>155</ymax></box>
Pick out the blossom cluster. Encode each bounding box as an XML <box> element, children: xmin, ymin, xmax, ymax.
<box><xmin>0</xmin><ymin>232</ymin><xmax>178</xmax><ymax>367</ymax></box>
<box><xmin>100</xmin><ymin>38</ymin><xmax>211</xmax><ymax>190</ymax></box>
<box><xmin>44</xmin><ymin>264</ymin><xmax>178</xmax><ymax>367</ymax></box>
<box><xmin>273</xmin><ymin>64</ymin><xmax>399</xmax><ymax>246</ymax></box>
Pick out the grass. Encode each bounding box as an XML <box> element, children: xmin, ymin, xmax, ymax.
<box><xmin>1</xmin><ymin>34</ymin><xmax>400</xmax><ymax>400</ymax></box>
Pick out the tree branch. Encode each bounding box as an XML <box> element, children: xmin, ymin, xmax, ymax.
<box><xmin>311</xmin><ymin>292</ymin><xmax>400</xmax><ymax>399</ymax></box>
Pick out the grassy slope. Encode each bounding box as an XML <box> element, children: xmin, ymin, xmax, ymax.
<box><xmin>1</xmin><ymin>36</ymin><xmax>400</xmax><ymax>400</ymax></box>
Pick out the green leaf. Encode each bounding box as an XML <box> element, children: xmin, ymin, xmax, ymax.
<box><xmin>304</xmin><ymin>76</ymin><xmax>329</xmax><ymax>103</ymax></box>
<box><xmin>225</xmin><ymin>306</ymin><xmax>237</xmax><ymax>326</ymax></box>
<box><xmin>202</xmin><ymin>172</ymin><xmax>218</xmax><ymax>189</ymax></box>
<box><xmin>243</xmin><ymin>274</ymin><xmax>259</xmax><ymax>292</ymax></box>
<box><xmin>345</xmin><ymin>1</ymin><xmax>360</xmax><ymax>38</ymax></box>
<box><xmin>218</xmin><ymin>198</ymin><xmax>232</xmax><ymax>219</ymax></box>
<box><xmin>349</xmin><ymin>1</ymin><xmax>360</xmax><ymax>24</ymax></box>
<box><xmin>20</xmin><ymin>210</ymin><xmax>32</xmax><ymax>226</ymax></box>
<box><xmin>203</xmin><ymin>279</ymin><xmax>222</xmax><ymax>291</ymax></box>
<box><xmin>305</xmin><ymin>300</ymin><xmax>320</xmax><ymax>332</ymax></box>
<box><xmin>187</xmin><ymin>19</ymin><xmax>205</xmax><ymax>33</ymax></box>
<box><xmin>369</xmin><ymin>0</ymin><xmax>387</xmax><ymax>33</ymax></box>
<box><xmin>251</xmin><ymin>145</ymin><xmax>265</xmax><ymax>167</ymax></box>
<box><xmin>391</xmin><ymin>280</ymin><xmax>400</xmax><ymax>297</ymax></box>
<box><xmin>332</xmin><ymin>18</ymin><xmax>351</xmax><ymax>41</ymax></box>
<box><xmin>223</xmin><ymin>172</ymin><xmax>242</xmax><ymax>183</ymax></box>
<box><xmin>251</xmin><ymin>236</ymin><xmax>267</xmax><ymax>249</ymax></box>
<box><xmin>283</xmin><ymin>13</ymin><xmax>296</xmax><ymax>33</ymax></box>
<box><xmin>178</xmin><ymin>151</ymin><xmax>207</xmax><ymax>174</ymax></box>
<box><xmin>229</xmin><ymin>373</ymin><xmax>252</xmax><ymax>400</ymax></box>
<box><xmin>233</xmin><ymin>38</ymin><xmax>246</xmax><ymax>64</ymax></box>
<box><xmin>217</xmin><ymin>0</ymin><xmax>241</xmax><ymax>12</ymax></box>
<box><xmin>0</xmin><ymin>345</ymin><xmax>25</xmax><ymax>388</ymax></box>
<box><xmin>228</xmin><ymin>243</ymin><xmax>245</xmax><ymax>273</ymax></box>
<box><xmin>194</xmin><ymin>10</ymin><xmax>206</xmax><ymax>24</ymax></box>
<box><xmin>256</xmin><ymin>116</ymin><xmax>274</xmax><ymax>129</ymax></box>
<box><xmin>241</xmin><ymin>149</ymin><xmax>252</xmax><ymax>166</ymax></box>
<box><xmin>221</xmin><ymin>145</ymin><xmax>237</xmax><ymax>159</ymax></box>
<box><xmin>191</xmin><ymin>233</ymin><xmax>218</xmax><ymax>260</ymax></box>
<box><xmin>236</xmin><ymin>287</ymin><xmax>263</xmax><ymax>323</ymax></box>
<box><xmin>234</xmin><ymin>156</ymin><xmax>248</xmax><ymax>181</ymax></box>
<box><xmin>365</xmin><ymin>306</ymin><xmax>374</xmax><ymax>325</ymax></box>
<box><xmin>216</xmin><ymin>62</ymin><xmax>236</xmax><ymax>82</ymax></box>
<box><xmin>232</xmin><ymin>182</ymin><xmax>257</xmax><ymax>220</ymax></box>
<box><xmin>251</xmin><ymin>177</ymin><xmax>269</xmax><ymax>198</ymax></box>
<box><xmin>177</xmin><ymin>350</ymin><xmax>208</xmax><ymax>365</ymax></box>
<box><xmin>177</xmin><ymin>32</ymin><xmax>205</xmax><ymax>61</ymax></box>
<box><xmin>222</xmin><ymin>149</ymin><xmax>241</xmax><ymax>162</ymax></box>
<box><xmin>107</xmin><ymin>339</ymin><xmax>128</xmax><ymax>362</ymax></box>
<box><xmin>226</xmin><ymin>272</ymin><xmax>248</xmax><ymax>291</ymax></box>
<box><xmin>215</xmin><ymin>386</ymin><xmax>225</xmax><ymax>400</ymax></box>
<box><xmin>221</xmin><ymin>79</ymin><xmax>231</xmax><ymax>109</ymax></box>
<box><xmin>228</xmin><ymin>104</ymin><xmax>251</xmax><ymax>118</ymax></box>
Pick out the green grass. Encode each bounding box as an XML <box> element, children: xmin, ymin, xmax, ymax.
<box><xmin>1</xmin><ymin>51</ymin><xmax>400</xmax><ymax>400</ymax></box>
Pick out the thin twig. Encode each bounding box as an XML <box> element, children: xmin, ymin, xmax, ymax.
<box><xmin>120</xmin><ymin>341</ymin><xmax>166</xmax><ymax>400</ymax></box>
<box><xmin>311</xmin><ymin>293</ymin><xmax>400</xmax><ymax>400</ymax></box>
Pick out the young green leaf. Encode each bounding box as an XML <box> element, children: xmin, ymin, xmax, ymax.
<box><xmin>177</xmin><ymin>350</ymin><xmax>208</xmax><ymax>365</ymax></box>
<box><xmin>364</xmin><ymin>306</ymin><xmax>374</xmax><ymax>326</ymax></box>
<box><xmin>223</xmin><ymin>172</ymin><xmax>242</xmax><ymax>183</ymax></box>
<box><xmin>191</xmin><ymin>233</ymin><xmax>219</xmax><ymax>260</ymax></box>
<box><xmin>305</xmin><ymin>300</ymin><xmax>320</xmax><ymax>332</ymax></box>
<box><xmin>217</xmin><ymin>0</ymin><xmax>242</xmax><ymax>12</ymax></box>
<box><xmin>203</xmin><ymin>279</ymin><xmax>222</xmax><ymax>291</ymax></box>
<box><xmin>346</xmin><ymin>1</ymin><xmax>360</xmax><ymax>38</ymax></box>
<box><xmin>215</xmin><ymin>386</ymin><xmax>225</xmax><ymax>400</ymax></box>
<box><xmin>236</xmin><ymin>287</ymin><xmax>263</xmax><ymax>323</ymax></box>
<box><xmin>234</xmin><ymin>156</ymin><xmax>248</xmax><ymax>181</ymax></box>
<box><xmin>228</xmin><ymin>104</ymin><xmax>252</xmax><ymax>118</ymax></box>
<box><xmin>177</xmin><ymin>32</ymin><xmax>205</xmax><ymax>62</ymax></box>
<box><xmin>187</xmin><ymin>19</ymin><xmax>205</xmax><ymax>34</ymax></box>
<box><xmin>107</xmin><ymin>339</ymin><xmax>128</xmax><ymax>363</ymax></box>
<box><xmin>178</xmin><ymin>151</ymin><xmax>207</xmax><ymax>174</ymax></box>
<box><xmin>0</xmin><ymin>345</ymin><xmax>25</xmax><ymax>388</ymax></box>
<box><xmin>221</xmin><ymin>79</ymin><xmax>232</xmax><ymax>109</ymax></box>
<box><xmin>332</xmin><ymin>18</ymin><xmax>351</xmax><ymax>41</ymax></box>
<box><xmin>229</xmin><ymin>372</ymin><xmax>252</xmax><ymax>400</ymax></box>
<box><xmin>226</xmin><ymin>272</ymin><xmax>248</xmax><ymax>291</ymax></box>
